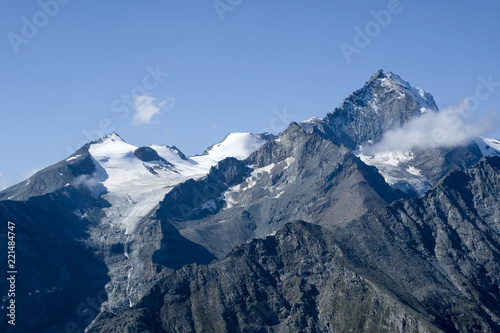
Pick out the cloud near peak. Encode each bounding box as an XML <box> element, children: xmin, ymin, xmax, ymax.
<box><xmin>132</xmin><ymin>94</ymin><xmax>175</xmax><ymax>126</ymax></box>
<box><xmin>367</xmin><ymin>99</ymin><xmax>497</xmax><ymax>154</ymax></box>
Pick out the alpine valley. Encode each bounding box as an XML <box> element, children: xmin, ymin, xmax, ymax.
<box><xmin>1</xmin><ymin>70</ymin><xmax>500</xmax><ymax>333</ymax></box>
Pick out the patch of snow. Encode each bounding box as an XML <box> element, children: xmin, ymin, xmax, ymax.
<box><xmin>416</xmin><ymin>88</ymin><xmax>426</xmax><ymax>98</ymax></box>
<box><xmin>301</xmin><ymin>117</ymin><xmax>323</xmax><ymax>124</ymax></box>
<box><xmin>274</xmin><ymin>190</ymin><xmax>285</xmax><ymax>198</ymax></box>
<box><xmin>201</xmin><ymin>199</ymin><xmax>217</xmax><ymax>212</ymax></box>
<box><xmin>223</xmin><ymin>192</ymin><xmax>238</xmax><ymax>210</ymax></box>
<box><xmin>359</xmin><ymin>150</ymin><xmax>414</xmax><ymax>167</ymax></box>
<box><xmin>222</xmin><ymin>156</ymin><xmax>296</xmax><ymax>209</ymax></box>
<box><xmin>66</xmin><ymin>155</ymin><xmax>81</xmax><ymax>162</ymax></box>
<box><xmin>407</xmin><ymin>166</ymin><xmax>422</xmax><ymax>176</ymax></box>
<box><xmin>356</xmin><ymin>147</ymin><xmax>430</xmax><ymax>194</ymax></box>
<box><xmin>369</xmin><ymin>100</ymin><xmax>379</xmax><ymax>114</ymax></box>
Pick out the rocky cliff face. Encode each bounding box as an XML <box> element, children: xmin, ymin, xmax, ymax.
<box><xmin>89</xmin><ymin>156</ymin><xmax>500</xmax><ymax>332</ymax></box>
<box><xmin>161</xmin><ymin>123</ymin><xmax>408</xmax><ymax>262</ymax></box>
<box><xmin>0</xmin><ymin>186</ymin><xmax>110</xmax><ymax>332</ymax></box>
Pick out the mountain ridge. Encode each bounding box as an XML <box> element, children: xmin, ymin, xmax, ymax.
<box><xmin>89</xmin><ymin>156</ymin><xmax>500</xmax><ymax>332</ymax></box>
<box><xmin>1</xmin><ymin>70</ymin><xmax>499</xmax><ymax>333</ymax></box>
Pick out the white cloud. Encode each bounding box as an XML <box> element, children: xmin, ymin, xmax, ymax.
<box><xmin>71</xmin><ymin>174</ymin><xmax>106</xmax><ymax>196</ymax></box>
<box><xmin>368</xmin><ymin>99</ymin><xmax>497</xmax><ymax>154</ymax></box>
<box><xmin>0</xmin><ymin>172</ymin><xmax>8</xmax><ymax>191</ymax></box>
<box><xmin>132</xmin><ymin>94</ymin><xmax>175</xmax><ymax>126</ymax></box>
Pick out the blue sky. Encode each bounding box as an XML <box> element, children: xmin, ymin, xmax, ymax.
<box><xmin>1</xmin><ymin>0</ymin><xmax>500</xmax><ymax>189</ymax></box>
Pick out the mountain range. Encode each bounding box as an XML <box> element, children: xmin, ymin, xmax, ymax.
<box><xmin>1</xmin><ymin>70</ymin><xmax>499</xmax><ymax>333</ymax></box>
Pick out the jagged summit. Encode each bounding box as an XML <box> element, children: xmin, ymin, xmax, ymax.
<box><xmin>366</xmin><ymin>68</ymin><xmax>386</xmax><ymax>83</ymax></box>
<box><xmin>304</xmin><ymin>70</ymin><xmax>439</xmax><ymax>149</ymax></box>
<box><xmin>364</xmin><ymin>70</ymin><xmax>437</xmax><ymax>112</ymax></box>
<box><xmin>91</xmin><ymin>132</ymin><xmax>125</xmax><ymax>145</ymax></box>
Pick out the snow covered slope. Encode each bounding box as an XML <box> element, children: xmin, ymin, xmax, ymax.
<box><xmin>474</xmin><ymin>137</ymin><xmax>500</xmax><ymax>157</ymax></box>
<box><xmin>356</xmin><ymin>137</ymin><xmax>499</xmax><ymax>195</ymax></box>
<box><xmin>87</xmin><ymin>132</ymin><xmax>268</xmax><ymax>234</ymax></box>
<box><xmin>356</xmin><ymin>148</ymin><xmax>432</xmax><ymax>195</ymax></box>
<box><xmin>193</xmin><ymin>132</ymin><xmax>269</xmax><ymax>166</ymax></box>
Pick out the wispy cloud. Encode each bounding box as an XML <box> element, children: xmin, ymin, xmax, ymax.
<box><xmin>0</xmin><ymin>172</ymin><xmax>8</xmax><ymax>191</ymax></box>
<box><xmin>368</xmin><ymin>99</ymin><xmax>498</xmax><ymax>153</ymax></box>
<box><xmin>71</xmin><ymin>174</ymin><xmax>107</xmax><ymax>196</ymax></box>
<box><xmin>132</xmin><ymin>94</ymin><xmax>175</xmax><ymax>126</ymax></box>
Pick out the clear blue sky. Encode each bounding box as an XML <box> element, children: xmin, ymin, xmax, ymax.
<box><xmin>1</xmin><ymin>0</ymin><xmax>500</xmax><ymax>189</ymax></box>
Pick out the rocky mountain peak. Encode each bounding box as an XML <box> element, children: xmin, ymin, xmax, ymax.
<box><xmin>312</xmin><ymin>70</ymin><xmax>438</xmax><ymax>149</ymax></box>
<box><xmin>366</xmin><ymin>68</ymin><xmax>386</xmax><ymax>82</ymax></box>
<box><xmin>133</xmin><ymin>146</ymin><xmax>168</xmax><ymax>164</ymax></box>
<box><xmin>93</xmin><ymin>132</ymin><xmax>125</xmax><ymax>145</ymax></box>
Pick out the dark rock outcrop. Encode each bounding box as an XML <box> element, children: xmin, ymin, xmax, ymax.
<box><xmin>134</xmin><ymin>147</ymin><xmax>169</xmax><ymax>164</ymax></box>
<box><xmin>0</xmin><ymin>187</ymin><xmax>110</xmax><ymax>333</ymax></box>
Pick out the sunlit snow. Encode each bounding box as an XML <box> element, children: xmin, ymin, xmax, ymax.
<box><xmin>356</xmin><ymin>147</ymin><xmax>430</xmax><ymax>194</ymax></box>
<box><xmin>474</xmin><ymin>137</ymin><xmax>500</xmax><ymax>157</ymax></box>
<box><xmin>87</xmin><ymin>132</ymin><xmax>267</xmax><ymax>234</ymax></box>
